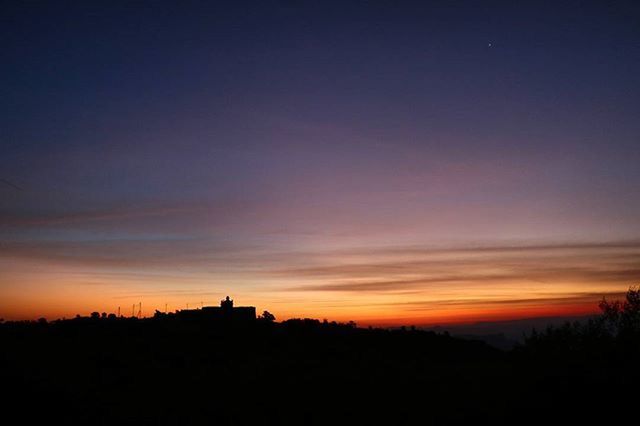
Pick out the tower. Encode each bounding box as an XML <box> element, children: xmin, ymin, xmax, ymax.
<box><xmin>221</xmin><ymin>296</ymin><xmax>233</xmax><ymax>317</ymax></box>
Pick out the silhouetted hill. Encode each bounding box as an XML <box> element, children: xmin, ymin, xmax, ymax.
<box><xmin>1</xmin><ymin>300</ymin><xmax>639</xmax><ymax>425</ymax></box>
<box><xmin>426</xmin><ymin>314</ymin><xmax>596</xmax><ymax>349</ymax></box>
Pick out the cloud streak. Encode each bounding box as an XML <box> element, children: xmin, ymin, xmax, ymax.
<box><xmin>0</xmin><ymin>179</ymin><xmax>23</xmax><ymax>191</ymax></box>
<box><xmin>377</xmin><ymin>290</ymin><xmax>629</xmax><ymax>311</ymax></box>
<box><xmin>2</xmin><ymin>232</ymin><xmax>638</xmax><ymax>321</ymax></box>
<box><xmin>277</xmin><ymin>242</ymin><xmax>640</xmax><ymax>292</ymax></box>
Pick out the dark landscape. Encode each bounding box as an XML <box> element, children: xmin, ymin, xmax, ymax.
<box><xmin>2</xmin><ymin>288</ymin><xmax>639</xmax><ymax>425</ymax></box>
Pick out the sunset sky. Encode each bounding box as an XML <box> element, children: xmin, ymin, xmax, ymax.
<box><xmin>2</xmin><ymin>1</ymin><xmax>639</xmax><ymax>325</ymax></box>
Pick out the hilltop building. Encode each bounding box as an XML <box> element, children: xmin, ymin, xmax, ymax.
<box><xmin>177</xmin><ymin>296</ymin><xmax>256</xmax><ymax>321</ymax></box>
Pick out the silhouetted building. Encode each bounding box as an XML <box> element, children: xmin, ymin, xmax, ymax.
<box><xmin>177</xmin><ymin>296</ymin><xmax>256</xmax><ymax>321</ymax></box>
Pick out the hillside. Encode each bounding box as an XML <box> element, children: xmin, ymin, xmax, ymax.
<box><xmin>1</xmin><ymin>313</ymin><xmax>638</xmax><ymax>425</ymax></box>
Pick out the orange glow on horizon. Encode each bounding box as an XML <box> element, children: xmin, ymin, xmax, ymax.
<box><xmin>0</xmin><ymin>288</ymin><xmax>610</xmax><ymax>328</ymax></box>
<box><xmin>1</xmin><ymin>241</ymin><xmax>637</xmax><ymax>326</ymax></box>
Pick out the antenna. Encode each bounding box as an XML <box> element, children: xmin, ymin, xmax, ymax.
<box><xmin>132</xmin><ymin>304</ymin><xmax>135</xmax><ymax>317</ymax></box>
<box><xmin>117</xmin><ymin>306</ymin><xmax>121</xmax><ymax>317</ymax></box>
<box><xmin>137</xmin><ymin>302</ymin><xmax>142</xmax><ymax>318</ymax></box>
<box><xmin>165</xmin><ymin>303</ymin><xmax>168</xmax><ymax>313</ymax></box>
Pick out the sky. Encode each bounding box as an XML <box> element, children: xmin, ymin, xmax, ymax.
<box><xmin>1</xmin><ymin>0</ymin><xmax>640</xmax><ymax>325</ymax></box>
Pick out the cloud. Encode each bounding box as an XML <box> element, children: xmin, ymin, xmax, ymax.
<box><xmin>0</xmin><ymin>199</ymin><xmax>255</xmax><ymax>230</ymax></box>
<box><xmin>0</xmin><ymin>238</ymin><xmax>263</xmax><ymax>270</ymax></box>
<box><xmin>3</xmin><ymin>235</ymin><xmax>640</xmax><ymax>287</ymax></box>
<box><xmin>284</xmin><ymin>275</ymin><xmax>516</xmax><ymax>292</ymax></box>
<box><xmin>276</xmin><ymin>241</ymin><xmax>640</xmax><ymax>293</ymax></box>
<box><xmin>0</xmin><ymin>205</ymin><xmax>192</xmax><ymax>227</ymax></box>
<box><xmin>110</xmin><ymin>289</ymin><xmax>221</xmax><ymax>299</ymax></box>
<box><xmin>0</xmin><ymin>179</ymin><xmax>23</xmax><ymax>191</ymax></box>
<box><xmin>377</xmin><ymin>291</ymin><xmax>629</xmax><ymax>311</ymax></box>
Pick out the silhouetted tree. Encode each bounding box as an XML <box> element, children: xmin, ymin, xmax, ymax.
<box><xmin>599</xmin><ymin>286</ymin><xmax>640</xmax><ymax>338</ymax></box>
<box><xmin>259</xmin><ymin>311</ymin><xmax>276</xmax><ymax>322</ymax></box>
<box><xmin>523</xmin><ymin>286</ymin><xmax>640</xmax><ymax>354</ymax></box>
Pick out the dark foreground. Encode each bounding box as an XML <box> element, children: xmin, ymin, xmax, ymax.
<box><xmin>2</xmin><ymin>306</ymin><xmax>639</xmax><ymax>426</ymax></box>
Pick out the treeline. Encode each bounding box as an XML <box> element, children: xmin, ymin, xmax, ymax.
<box><xmin>517</xmin><ymin>286</ymin><xmax>640</xmax><ymax>357</ymax></box>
